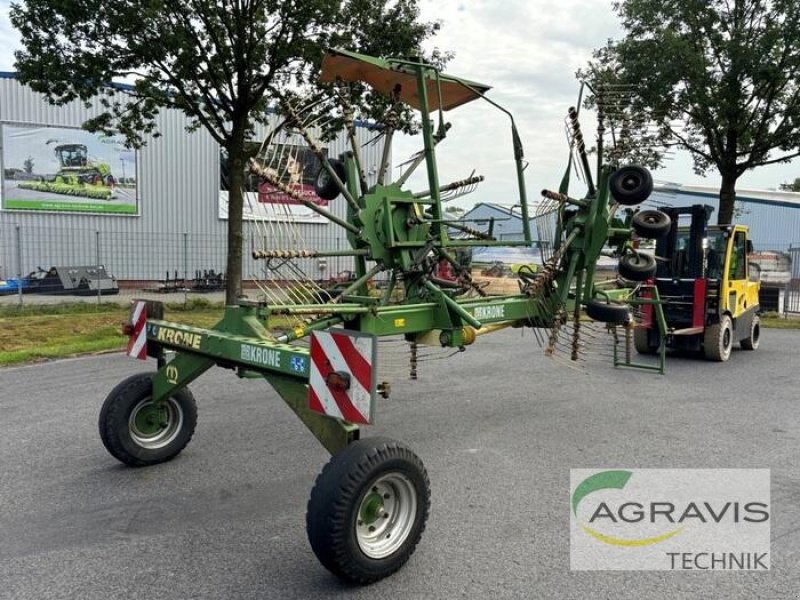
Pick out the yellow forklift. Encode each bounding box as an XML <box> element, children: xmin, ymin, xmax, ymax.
<box><xmin>634</xmin><ymin>204</ymin><xmax>760</xmax><ymax>361</ymax></box>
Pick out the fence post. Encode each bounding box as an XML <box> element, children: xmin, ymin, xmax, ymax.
<box><xmin>336</xmin><ymin>236</ymin><xmax>340</xmax><ymax>277</ymax></box>
<box><xmin>183</xmin><ymin>232</ymin><xmax>188</xmax><ymax>307</ymax></box>
<box><xmin>15</xmin><ymin>225</ymin><xmax>23</xmax><ymax>307</ymax></box>
<box><xmin>96</xmin><ymin>230</ymin><xmax>101</xmax><ymax>305</ymax></box>
<box><xmin>783</xmin><ymin>283</ymin><xmax>787</xmax><ymax>318</ymax></box>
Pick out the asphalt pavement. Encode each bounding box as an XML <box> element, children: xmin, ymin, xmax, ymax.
<box><xmin>1</xmin><ymin>328</ymin><xmax>799</xmax><ymax>599</ymax></box>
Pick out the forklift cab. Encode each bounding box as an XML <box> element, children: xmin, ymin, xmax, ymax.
<box><xmin>643</xmin><ymin>204</ymin><xmax>760</xmax><ymax>359</ymax></box>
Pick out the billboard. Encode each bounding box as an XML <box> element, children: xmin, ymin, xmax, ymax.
<box><xmin>219</xmin><ymin>142</ymin><xmax>331</xmax><ymax>223</ymax></box>
<box><xmin>1</xmin><ymin>124</ymin><xmax>138</xmax><ymax>215</ymax></box>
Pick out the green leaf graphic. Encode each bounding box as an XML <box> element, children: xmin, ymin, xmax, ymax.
<box><xmin>572</xmin><ymin>470</ymin><xmax>632</xmax><ymax>516</ymax></box>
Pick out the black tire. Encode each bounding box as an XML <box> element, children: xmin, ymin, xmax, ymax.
<box><xmin>307</xmin><ymin>437</ymin><xmax>431</xmax><ymax>584</ymax></box>
<box><xmin>632</xmin><ymin>209</ymin><xmax>671</xmax><ymax>239</ymax></box>
<box><xmin>618</xmin><ymin>251</ymin><xmax>657</xmax><ymax>281</ymax></box>
<box><xmin>634</xmin><ymin>327</ymin><xmax>658</xmax><ymax>354</ymax></box>
<box><xmin>741</xmin><ymin>315</ymin><xmax>760</xmax><ymax>350</ymax></box>
<box><xmin>99</xmin><ymin>372</ymin><xmax>197</xmax><ymax>467</ymax></box>
<box><xmin>609</xmin><ymin>165</ymin><xmax>653</xmax><ymax>206</ymax></box>
<box><xmin>585</xmin><ymin>299</ymin><xmax>631</xmax><ymax>325</ymax></box>
<box><xmin>314</xmin><ymin>160</ymin><xmax>347</xmax><ymax>201</ymax></box>
<box><xmin>704</xmin><ymin>314</ymin><xmax>733</xmax><ymax>361</ymax></box>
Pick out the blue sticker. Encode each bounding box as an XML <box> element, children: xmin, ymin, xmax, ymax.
<box><xmin>290</xmin><ymin>356</ymin><xmax>307</xmax><ymax>373</ymax></box>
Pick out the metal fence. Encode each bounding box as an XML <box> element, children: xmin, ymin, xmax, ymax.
<box><xmin>2</xmin><ymin>222</ymin><xmax>799</xmax><ymax>313</ymax></box>
<box><xmin>785</xmin><ymin>281</ymin><xmax>800</xmax><ymax>315</ymax></box>
<box><xmin>0</xmin><ymin>222</ymin><xmax>357</xmax><ymax>306</ymax></box>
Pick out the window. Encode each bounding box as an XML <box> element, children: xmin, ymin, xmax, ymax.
<box><xmin>706</xmin><ymin>231</ymin><xmax>727</xmax><ymax>279</ymax></box>
<box><xmin>730</xmin><ymin>231</ymin><xmax>747</xmax><ymax>280</ymax></box>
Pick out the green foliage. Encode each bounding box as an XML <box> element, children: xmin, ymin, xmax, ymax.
<box><xmin>761</xmin><ymin>313</ymin><xmax>800</xmax><ymax>329</ymax></box>
<box><xmin>18</xmin><ymin>180</ymin><xmax>113</xmax><ymax>199</ymax></box>
<box><xmin>10</xmin><ymin>0</ymin><xmax>448</xmax><ymax>301</ymax></box>
<box><xmin>584</xmin><ymin>0</ymin><xmax>800</xmax><ymax>224</ymax></box>
<box><xmin>0</xmin><ymin>301</ymin><xmax>225</xmax><ymax>366</ymax></box>
<box><xmin>169</xmin><ymin>297</ymin><xmax>216</xmax><ymax>311</ymax></box>
<box><xmin>779</xmin><ymin>177</ymin><xmax>800</xmax><ymax>192</ymax></box>
<box><xmin>444</xmin><ymin>205</ymin><xmax>465</xmax><ymax>218</ymax></box>
<box><xmin>10</xmin><ymin>0</ymin><xmax>447</xmax><ymax>147</ymax></box>
<box><xmin>0</xmin><ymin>302</ymin><xmax>121</xmax><ymax>317</ymax></box>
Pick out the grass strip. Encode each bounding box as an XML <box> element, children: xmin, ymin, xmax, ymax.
<box><xmin>0</xmin><ymin>302</ymin><xmax>797</xmax><ymax>367</ymax></box>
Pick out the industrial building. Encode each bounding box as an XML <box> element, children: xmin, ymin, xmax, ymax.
<box><xmin>2</xmin><ymin>70</ymin><xmax>798</xmax><ymax>295</ymax></box>
<box><xmin>0</xmin><ymin>74</ymin><xmax>387</xmax><ymax>288</ymax></box>
<box><xmin>646</xmin><ymin>182</ymin><xmax>800</xmax><ymax>254</ymax></box>
<box><xmin>646</xmin><ymin>182</ymin><xmax>800</xmax><ymax>285</ymax></box>
<box><xmin>461</xmin><ymin>202</ymin><xmax>536</xmax><ymax>242</ymax></box>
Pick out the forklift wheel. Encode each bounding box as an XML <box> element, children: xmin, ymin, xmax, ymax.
<box><xmin>585</xmin><ymin>299</ymin><xmax>631</xmax><ymax>325</ymax></box>
<box><xmin>704</xmin><ymin>315</ymin><xmax>733</xmax><ymax>361</ymax></box>
<box><xmin>314</xmin><ymin>160</ymin><xmax>347</xmax><ymax>201</ymax></box>
<box><xmin>609</xmin><ymin>165</ymin><xmax>653</xmax><ymax>206</ymax></box>
<box><xmin>618</xmin><ymin>251</ymin><xmax>657</xmax><ymax>281</ymax></box>
<box><xmin>741</xmin><ymin>315</ymin><xmax>760</xmax><ymax>350</ymax></box>
<box><xmin>99</xmin><ymin>372</ymin><xmax>197</xmax><ymax>467</ymax></box>
<box><xmin>307</xmin><ymin>437</ymin><xmax>430</xmax><ymax>584</ymax></box>
<box><xmin>634</xmin><ymin>328</ymin><xmax>659</xmax><ymax>355</ymax></box>
<box><xmin>632</xmin><ymin>210</ymin><xmax>671</xmax><ymax>239</ymax></box>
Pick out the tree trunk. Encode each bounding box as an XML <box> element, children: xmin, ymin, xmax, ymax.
<box><xmin>225</xmin><ymin>149</ymin><xmax>245</xmax><ymax>306</ymax></box>
<box><xmin>717</xmin><ymin>172</ymin><xmax>737</xmax><ymax>225</ymax></box>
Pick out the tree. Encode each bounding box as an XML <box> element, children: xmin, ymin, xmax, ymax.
<box><xmin>779</xmin><ymin>177</ymin><xmax>800</xmax><ymax>192</ymax></box>
<box><xmin>23</xmin><ymin>156</ymin><xmax>34</xmax><ymax>174</ymax></box>
<box><xmin>444</xmin><ymin>205</ymin><xmax>465</xmax><ymax>219</ymax></box>
<box><xmin>585</xmin><ymin>0</ymin><xmax>800</xmax><ymax>225</ymax></box>
<box><xmin>11</xmin><ymin>0</ymin><xmax>447</xmax><ymax>303</ymax></box>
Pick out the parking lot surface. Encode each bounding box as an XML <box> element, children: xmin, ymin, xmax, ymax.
<box><xmin>1</xmin><ymin>328</ymin><xmax>799</xmax><ymax>599</ymax></box>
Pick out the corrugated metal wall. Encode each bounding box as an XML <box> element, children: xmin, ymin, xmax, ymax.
<box><xmin>0</xmin><ymin>76</ymin><xmax>386</xmax><ymax>282</ymax></box>
<box><xmin>646</xmin><ymin>186</ymin><xmax>800</xmax><ymax>253</ymax></box>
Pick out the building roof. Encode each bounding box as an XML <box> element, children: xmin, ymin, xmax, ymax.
<box><xmin>0</xmin><ymin>71</ymin><xmax>381</xmax><ymax>130</ymax></box>
<box><xmin>653</xmin><ymin>181</ymin><xmax>800</xmax><ymax>209</ymax></box>
<box><xmin>463</xmin><ymin>202</ymin><xmax>534</xmax><ymax>220</ymax></box>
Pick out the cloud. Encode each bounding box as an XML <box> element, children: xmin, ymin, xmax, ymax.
<box><xmin>0</xmin><ymin>0</ymin><xmax>794</xmax><ymax>195</ymax></box>
<box><xmin>393</xmin><ymin>0</ymin><xmax>625</xmax><ymax>204</ymax></box>
<box><xmin>401</xmin><ymin>0</ymin><xmax>797</xmax><ymax>198</ymax></box>
<box><xmin>0</xmin><ymin>2</ymin><xmax>20</xmax><ymax>70</ymax></box>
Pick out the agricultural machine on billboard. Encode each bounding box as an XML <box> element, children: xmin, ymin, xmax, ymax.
<box><xmin>18</xmin><ymin>142</ymin><xmax>116</xmax><ymax>200</ymax></box>
<box><xmin>103</xmin><ymin>49</ymin><xmax>671</xmax><ymax>583</ymax></box>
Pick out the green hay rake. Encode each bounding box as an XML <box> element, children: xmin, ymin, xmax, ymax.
<box><xmin>102</xmin><ymin>48</ymin><xmax>667</xmax><ymax>584</ymax></box>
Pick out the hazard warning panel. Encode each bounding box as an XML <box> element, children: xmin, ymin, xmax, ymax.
<box><xmin>309</xmin><ymin>329</ymin><xmax>377</xmax><ymax>425</ymax></box>
<box><xmin>126</xmin><ymin>300</ymin><xmax>148</xmax><ymax>360</ymax></box>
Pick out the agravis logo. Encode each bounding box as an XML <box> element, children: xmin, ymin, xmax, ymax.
<box><xmin>570</xmin><ymin>469</ymin><xmax>771</xmax><ymax>571</ymax></box>
<box><xmin>572</xmin><ymin>470</ymin><xmax>684</xmax><ymax>547</ymax></box>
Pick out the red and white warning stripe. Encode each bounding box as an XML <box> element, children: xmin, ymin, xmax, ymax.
<box><xmin>309</xmin><ymin>330</ymin><xmax>375</xmax><ymax>425</ymax></box>
<box><xmin>126</xmin><ymin>300</ymin><xmax>148</xmax><ymax>360</ymax></box>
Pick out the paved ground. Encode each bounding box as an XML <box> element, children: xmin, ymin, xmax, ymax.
<box><xmin>1</xmin><ymin>328</ymin><xmax>799</xmax><ymax>599</ymax></box>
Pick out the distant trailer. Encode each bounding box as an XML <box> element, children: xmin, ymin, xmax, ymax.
<box><xmin>0</xmin><ymin>265</ymin><xmax>119</xmax><ymax>296</ymax></box>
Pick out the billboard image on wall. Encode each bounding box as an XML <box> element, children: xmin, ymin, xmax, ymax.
<box><xmin>219</xmin><ymin>142</ymin><xmax>331</xmax><ymax>223</ymax></box>
<box><xmin>1</xmin><ymin>124</ymin><xmax>138</xmax><ymax>215</ymax></box>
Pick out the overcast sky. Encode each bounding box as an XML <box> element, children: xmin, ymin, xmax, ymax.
<box><xmin>395</xmin><ymin>0</ymin><xmax>800</xmax><ymax>208</ymax></box>
<box><xmin>1</xmin><ymin>0</ymin><xmax>797</xmax><ymax>209</ymax></box>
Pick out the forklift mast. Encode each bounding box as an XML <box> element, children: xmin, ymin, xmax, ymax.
<box><xmin>655</xmin><ymin>204</ymin><xmax>715</xmax><ymax>280</ymax></box>
<box><xmin>636</xmin><ymin>202</ymin><xmax>760</xmax><ymax>361</ymax></box>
